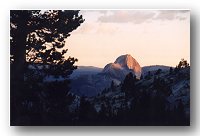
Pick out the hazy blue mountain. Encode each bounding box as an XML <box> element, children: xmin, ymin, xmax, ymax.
<box><xmin>70</xmin><ymin>66</ymin><xmax>103</xmax><ymax>78</ymax></box>
<box><xmin>41</xmin><ymin>55</ymin><xmax>172</xmax><ymax>97</ymax></box>
<box><xmin>142</xmin><ymin>65</ymin><xmax>171</xmax><ymax>76</ymax></box>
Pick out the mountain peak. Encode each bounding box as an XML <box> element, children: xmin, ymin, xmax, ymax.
<box><xmin>115</xmin><ymin>54</ymin><xmax>136</xmax><ymax>68</ymax></box>
<box><xmin>114</xmin><ymin>54</ymin><xmax>141</xmax><ymax>78</ymax></box>
<box><xmin>102</xmin><ymin>54</ymin><xmax>142</xmax><ymax>79</ymax></box>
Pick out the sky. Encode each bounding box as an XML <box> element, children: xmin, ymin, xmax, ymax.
<box><xmin>65</xmin><ymin>10</ymin><xmax>190</xmax><ymax>68</ymax></box>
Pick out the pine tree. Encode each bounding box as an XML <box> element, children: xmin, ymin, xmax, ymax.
<box><xmin>78</xmin><ymin>97</ymin><xmax>97</xmax><ymax>125</ymax></box>
<box><xmin>178</xmin><ymin>58</ymin><xmax>189</xmax><ymax>68</ymax></box>
<box><xmin>169</xmin><ymin>67</ymin><xmax>173</xmax><ymax>74</ymax></box>
<box><xmin>174</xmin><ymin>99</ymin><xmax>186</xmax><ymax>125</ymax></box>
<box><xmin>121</xmin><ymin>72</ymin><xmax>136</xmax><ymax>97</ymax></box>
<box><xmin>111</xmin><ymin>80</ymin><xmax>116</xmax><ymax>92</ymax></box>
<box><xmin>98</xmin><ymin>103</ymin><xmax>108</xmax><ymax>124</ymax></box>
<box><xmin>10</xmin><ymin>10</ymin><xmax>84</xmax><ymax>125</ymax></box>
<box><xmin>155</xmin><ymin>69</ymin><xmax>162</xmax><ymax>75</ymax></box>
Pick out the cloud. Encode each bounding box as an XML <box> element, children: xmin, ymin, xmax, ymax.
<box><xmin>153</xmin><ymin>10</ymin><xmax>189</xmax><ymax>21</ymax></box>
<box><xmin>80</xmin><ymin>10</ymin><xmax>108</xmax><ymax>14</ymax></box>
<box><xmin>98</xmin><ymin>11</ymin><xmax>156</xmax><ymax>24</ymax></box>
<box><xmin>73</xmin><ymin>10</ymin><xmax>189</xmax><ymax>34</ymax></box>
<box><xmin>97</xmin><ymin>10</ymin><xmax>189</xmax><ymax>24</ymax></box>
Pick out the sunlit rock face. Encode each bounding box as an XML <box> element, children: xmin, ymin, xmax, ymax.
<box><xmin>102</xmin><ymin>54</ymin><xmax>142</xmax><ymax>79</ymax></box>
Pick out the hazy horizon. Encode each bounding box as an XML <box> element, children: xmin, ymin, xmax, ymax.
<box><xmin>65</xmin><ymin>10</ymin><xmax>190</xmax><ymax>68</ymax></box>
<box><xmin>74</xmin><ymin>55</ymin><xmax>177</xmax><ymax>69</ymax></box>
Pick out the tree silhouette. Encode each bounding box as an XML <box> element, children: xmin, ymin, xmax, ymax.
<box><xmin>10</xmin><ymin>10</ymin><xmax>84</xmax><ymax>125</ymax></box>
<box><xmin>110</xmin><ymin>80</ymin><xmax>116</xmax><ymax>92</ymax></box>
<box><xmin>98</xmin><ymin>103</ymin><xmax>108</xmax><ymax>122</ymax></box>
<box><xmin>178</xmin><ymin>58</ymin><xmax>189</xmax><ymax>69</ymax></box>
<box><xmin>140</xmin><ymin>74</ymin><xmax>143</xmax><ymax>80</ymax></box>
<box><xmin>174</xmin><ymin>99</ymin><xmax>186</xmax><ymax>125</ymax></box>
<box><xmin>78</xmin><ymin>97</ymin><xmax>97</xmax><ymax>125</ymax></box>
<box><xmin>169</xmin><ymin>67</ymin><xmax>173</xmax><ymax>74</ymax></box>
<box><xmin>145</xmin><ymin>71</ymin><xmax>151</xmax><ymax>80</ymax></box>
<box><xmin>174</xmin><ymin>59</ymin><xmax>189</xmax><ymax>74</ymax></box>
<box><xmin>121</xmin><ymin>72</ymin><xmax>136</xmax><ymax>97</ymax></box>
<box><xmin>155</xmin><ymin>69</ymin><xmax>162</xmax><ymax>75</ymax></box>
<box><xmin>153</xmin><ymin>76</ymin><xmax>172</xmax><ymax>96</ymax></box>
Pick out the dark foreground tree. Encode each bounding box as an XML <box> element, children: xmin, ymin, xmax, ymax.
<box><xmin>78</xmin><ymin>97</ymin><xmax>98</xmax><ymax>125</ymax></box>
<box><xmin>10</xmin><ymin>10</ymin><xmax>84</xmax><ymax>125</ymax></box>
<box><xmin>121</xmin><ymin>72</ymin><xmax>136</xmax><ymax>97</ymax></box>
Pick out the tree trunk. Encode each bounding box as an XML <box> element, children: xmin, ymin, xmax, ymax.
<box><xmin>10</xmin><ymin>11</ymin><xmax>28</xmax><ymax>125</ymax></box>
